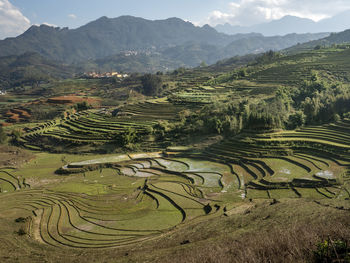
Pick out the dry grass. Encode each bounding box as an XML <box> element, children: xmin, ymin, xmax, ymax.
<box><xmin>0</xmin><ymin>145</ymin><xmax>34</xmax><ymax>168</ymax></box>
<box><xmin>148</xmin><ymin>200</ymin><xmax>350</xmax><ymax>263</ymax></box>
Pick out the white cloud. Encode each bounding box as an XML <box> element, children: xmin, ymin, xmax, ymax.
<box><xmin>68</xmin><ymin>14</ymin><xmax>77</xmax><ymax>19</ymax></box>
<box><xmin>0</xmin><ymin>0</ymin><xmax>31</xmax><ymax>39</ymax></box>
<box><xmin>202</xmin><ymin>0</ymin><xmax>350</xmax><ymax>26</ymax></box>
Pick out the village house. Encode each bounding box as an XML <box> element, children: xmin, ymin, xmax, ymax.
<box><xmin>83</xmin><ymin>72</ymin><xmax>129</xmax><ymax>79</ymax></box>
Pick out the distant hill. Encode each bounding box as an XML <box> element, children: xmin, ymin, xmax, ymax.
<box><xmin>0</xmin><ymin>16</ymin><xmax>329</xmax><ymax>73</ymax></box>
<box><xmin>81</xmin><ymin>32</ymin><xmax>327</xmax><ymax>73</ymax></box>
<box><xmin>221</xmin><ymin>33</ymin><xmax>328</xmax><ymax>58</ymax></box>
<box><xmin>215</xmin><ymin>12</ymin><xmax>350</xmax><ymax>36</ymax></box>
<box><xmin>0</xmin><ymin>52</ymin><xmax>74</xmax><ymax>88</ymax></box>
<box><xmin>285</xmin><ymin>29</ymin><xmax>350</xmax><ymax>54</ymax></box>
<box><xmin>216</xmin><ymin>16</ymin><xmax>316</xmax><ymax>36</ymax></box>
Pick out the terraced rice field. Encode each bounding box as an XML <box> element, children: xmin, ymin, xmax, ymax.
<box><xmin>20</xmin><ymin>100</ymin><xmax>187</xmax><ymax>149</ymax></box>
<box><xmin>0</xmin><ymin>168</ymin><xmax>29</xmax><ymax>193</ymax></box>
<box><xmin>3</xmin><ymin>90</ymin><xmax>350</xmax><ymax>250</ymax></box>
<box><xmin>185</xmin><ymin>120</ymin><xmax>350</xmax><ymax>200</ymax></box>
<box><xmin>1</xmin><ymin>154</ymin><xmax>229</xmax><ymax>248</ymax></box>
<box><xmin>249</xmin><ymin>49</ymin><xmax>350</xmax><ymax>85</ymax></box>
<box><xmin>2</xmin><ymin>121</ymin><xmax>350</xmax><ymax>249</ymax></box>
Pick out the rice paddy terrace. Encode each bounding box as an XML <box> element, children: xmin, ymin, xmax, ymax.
<box><xmin>206</xmin><ymin>46</ymin><xmax>350</xmax><ymax>89</ymax></box>
<box><xmin>21</xmin><ymin>46</ymin><xmax>350</xmax><ymax>152</ymax></box>
<box><xmin>249</xmin><ymin>47</ymin><xmax>350</xmax><ymax>85</ymax></box>
<box><xmin>1</xmin><ymin>119</ymin><xmax>350</xmax><ymax>250</ymax></box>
<box><xmin>19</xmin><ymin>99</ymin><xmax>188</xmax><ymax>151</ymax></box>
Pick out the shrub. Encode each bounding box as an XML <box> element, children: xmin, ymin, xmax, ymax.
<box><xmin>314</xmin><ymin>239</ymin><xmax>349</xmax><ymax>262</ymax></box>
<box><xmin>113</xmin><ymin>128</ymin><xmax>137</xmax><ymax>147</ymax></box>
<box><xmin>16</xmin><ymin>228</ymin><xmax>26</xmax><ymax>236</ymax></box>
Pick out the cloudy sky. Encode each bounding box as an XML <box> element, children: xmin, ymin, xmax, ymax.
<box><xmin>1</xmin><ymin>0</ymin><xmax>350</xmax><ymax>39</ymax></box>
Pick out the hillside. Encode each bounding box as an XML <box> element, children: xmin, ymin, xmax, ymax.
<box><xmin>0</xmin><ymin>52</ymin><xmax>74</xmax><ymax>89</ymax></box>
<box><xmin>286</xmin><ymin>29</ymin><xmax>350</xmax><ymax>53</ymax></box>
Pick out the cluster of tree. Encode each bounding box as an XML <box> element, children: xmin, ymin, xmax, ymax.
<box><xmin>296</xmin><ymin>81</ymin><xmax>350</xmax><ymax>125</ymax></box>
<box><xmin>153</xmin><ymin>99</ymin><xmax>285</xmax><ymax>140</ymax></box>
<box><xmin>140</xmin><ymin>74</ymin><xmax>164</xmax><ymax>96</ymax></box>
<box><xmin>255</xmin><ymin>50</ymin><xmax>282</xmax><ymax>64</ymax></box>
<box><xmin>152</xmin><ymin>72</ymin><xmax>350</xmax><ymax>140</ymax></box>
<box><xmin>74</xmin><ymin>101</ymin><xmax>92</xmax><ymax>112</ymax></box>
<box><xmin>113</xmin><ymin>127</ymin><xmax>138</xmax><ymax>147</ymax></box>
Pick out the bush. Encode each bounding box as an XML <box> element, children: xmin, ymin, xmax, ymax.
<box><xmin>74</xmin><ymin>101</ymin><xmax>91</xmax><ymax>111</ymax></box>
<box><xmin>16</xmin><ymin>228</ymin><xmax>27</xmax><ymax>236</ymax></box>
<box><xmin>314</xmin><ymin>239</ymin><xmax>349</xmax><ymax>262</ymax></box>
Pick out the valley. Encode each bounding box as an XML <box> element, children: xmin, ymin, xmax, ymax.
<box><xmin>0</xmin><ymin>41</ymin><xmax>350</xmax><ymax>262</ymax></box>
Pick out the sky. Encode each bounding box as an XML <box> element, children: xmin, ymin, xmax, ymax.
<box><xmin>1</xmin><ymin>0</ymin><xmax>350</xmax><ymax>39</ymax></box>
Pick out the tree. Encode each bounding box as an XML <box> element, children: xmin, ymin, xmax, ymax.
<box><xmin>0</xmin><ymin>127</ymin><xmax>7</xmax><ymax>144</ymax></box>
<box><xmin>74</xmin><ymin>101</ymin><xmax>91</xmax><ymax>111</ymax></box>
<box><xmin>141</xmin><ymin>74</ymin><xmax>163</xmax><ymax>96</ymax></box>
<box><xmin>287</xmin><ymin>111</ymin><xmax>306</xmax><ymax>129</ymax></box>
<box><xmin>11</xmin><ymin>129</ymin><xmax>22</xmax><ymax>145</ymax></box>
<box><xmin>200</xmin><ymin>61</ymin><xmax>207</xmax><ymax>67</ymax></box>
<box><xmin>114</xmin><ymin>128</ymin><xmax>137</xmax><ymax>147</ymax></box>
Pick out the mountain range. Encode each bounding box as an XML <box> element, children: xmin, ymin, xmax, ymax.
<box><xmin>215</xmin><ymin>11</ymin><xmax>350</xmax><ymax>36</ymax></box>
<box><xmin>0</xmin><ymin>16</ymin><xmax>248</xmax><ymax>64</ymax></box>
<box><xmin>0</xmin><ymin>16</ymin><xmax>332</xmax><ymax>75</ymax></box>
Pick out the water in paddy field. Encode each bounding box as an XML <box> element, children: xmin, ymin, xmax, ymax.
<box><xmin>316</xmin><ymin>170</ymin><xmax>335</xmax><ymax>179</ymax></box>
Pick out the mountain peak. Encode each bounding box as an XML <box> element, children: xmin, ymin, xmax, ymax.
<box><xmin>164</xmin><ymin>17</ymin><xmax>185</xmax><ymax>22</ymax></box>
<box><xmin>279</xmin><ymin>15</ymin><xmax>313</xmax><ymax>21</ymax></box>
<box><xmin>22</xmin><ymin>24</ymin><xmax>59</xmax><ymax>36</ymax></box>
<box><xmin>97</xmin><ymin>16</ymin><xmax>109</xmax><ymax>21</ymax></box>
